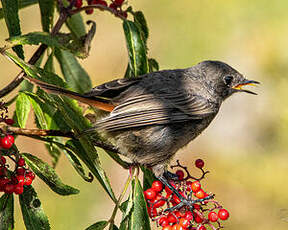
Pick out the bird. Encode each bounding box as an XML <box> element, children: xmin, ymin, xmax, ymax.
<box><xmin>26</xmin><ymin>60</ymin><xmax>259</xmax><ymax>207</ymax></box>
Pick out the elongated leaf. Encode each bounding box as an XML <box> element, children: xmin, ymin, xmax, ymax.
<box><xmin>85</xmin><ymin>221</ymin><xmax>108</xmax><ymax>230</ymax></box>
<box><xmin>26</xmin><ymin>93</ymin><xmax>49</xmax><ymax>129</ymax></box>
<box><xmin>38</xmin><ymin>0</ymin><xmax>55</xmax><ymax>32</ymax></box>
<box><xmin>19</xmin><ymin>186</ymin><xmax>50</xmax><ymax>230</ymax></box>
<box><xmin>0</xmin><ymin>193</ymin><xmax>14</xmax><ymax>230</ymax></box>
<box><xmin>148</xmin><ymin>58</ymin><xmax>159</xmax><ymax>73</ymax></box>
<box><xmin>129</xmin><ymin>178</ymin><xmax>151</xmax><ymax>230</ymax></box>
<box><xmin>65</xmin><ymin>12</ymin><xmax>86</xmax><ymax>39</ymax></box>
<box><xmin>44</xmin><ymin>52</ymin><xmax>55</xmax><ymax>73</ymax></box>
<box><xmin>7</xmin><ymin>32</ymin><xmax>91</xmax><ymax>58</ymax></box>
<box><xmin>119</xmin><ymin>189</ymin><xmax>133</xmax><ymax>230</ymax></box>
<box><xmin>141</xmin><ymin>166</ymin><xmax>156</xmax><ymax>191</ymax></box>
<box><xmin>1</xmin><ymin>0</ymin><xmax>24</xmax><ymax>59</ymax></box>
<box><xmin>2</xmin><ymin>50</ymin><xmax>116</xmax><ymax>202</ymax></box>
<box><xmin>55</xmin><ymin>48</ymin><xmax>92</xmax><ymax>93</ymax></box>
<box><xmin>123</xmin><ymin>20</ymin><xmax>148</xmax><ymax>77</ymax></box>
<box><xmin>134</xmin><ymin>11</ymin><xmax>149</xmax><ymax>44</ymax></box>
<box><xmin>0</xmin><ymin>0</ymin><xmax>38</xmax><ymax>19</ymax></box>
<box><xmin>22</xmin><ymin>153</ymin><xmax>79</xmax><ymax>195</ymax></box>
<box><xmin>16</xmin><ymin>92</ymin><xmax>31</xmax><ymax>128</ymax></box>
<box><xmin>45</xmin><ymin>142</ymin><xmax>61</xmax><ymax>168</ymax></box>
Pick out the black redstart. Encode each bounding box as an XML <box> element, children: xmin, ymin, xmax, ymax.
<box><xmin>26</xmin><ymin>60</ymin><xmax>259</xmax><ymax>207</ymax></box>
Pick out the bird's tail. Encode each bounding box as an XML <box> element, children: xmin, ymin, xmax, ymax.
<box><xmin>25</xmin><ymin>77</ymin><xmax>115</xmax><ymax>112</ymax></box>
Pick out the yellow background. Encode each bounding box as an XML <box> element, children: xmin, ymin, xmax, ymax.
<box><xmin>0</xmin><ymin>0</ymin><xmax>288</xmax><ymax>229</ymax></box>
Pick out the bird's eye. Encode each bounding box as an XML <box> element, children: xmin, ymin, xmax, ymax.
<box><xmin>223</xmin><ymin>75</ymin><xmax>233</xmax><ymax>86</ymax></box>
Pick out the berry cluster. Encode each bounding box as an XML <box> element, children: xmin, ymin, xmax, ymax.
<box><xmin>144</xmin><ymin>159</ymin><xmax>230</xmax><ymax>230</ymax></box>
<box><xmin>68</xmin><ymin>0</ymin><xmax>127</xmax><ymax>17</ymax></box>
<box><xmin>0</xmin><ymin>155</ymin><xmax>35</xmax><ymax>195</ymax></box>
<box><xmin>0</xmin><ymin>102</ymin><xmax>35</xmax><ymax>195</ymax></box>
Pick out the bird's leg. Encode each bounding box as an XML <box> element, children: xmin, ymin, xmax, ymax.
<box><xmin>163</xmin><ymin>170</ymin><xmax>179</xmax><ymax>181</ymax></box>
<box><xmin>157</xmin><ymin>175</ymin><xmax>214</xmax><ymax>212</ymax></box>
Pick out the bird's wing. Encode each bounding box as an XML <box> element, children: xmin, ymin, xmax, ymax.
<box><xmin>83</xmin><ymin>78</ymin><xmax>141</xmax><ymax>99</ymax></box>
<box><xmin>96</xmin><ymin>91</ymin><xmax>218</xmax><ymax>131</ymax></box>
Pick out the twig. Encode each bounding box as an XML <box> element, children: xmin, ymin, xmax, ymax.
<box><xmin>69</xmin><ymin>4</ymin><xmax>127</xmax><ymax>20</ymax></box>
<box><xmin>0</xmin><ymin>1</ymin><xmax>70</xmax><ymax>99</ymax></box>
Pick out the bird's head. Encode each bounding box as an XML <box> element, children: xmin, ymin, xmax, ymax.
<box><xmin>198</xmin><ymin>60</ymin><xmax>260</xmax><ymax>100</ymax></box>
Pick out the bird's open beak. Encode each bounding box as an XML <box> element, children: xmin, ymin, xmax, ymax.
<box><xmin>232</xmin><ymin>80</ymin><xmax>260</xmax><ymax>95</ymax></box>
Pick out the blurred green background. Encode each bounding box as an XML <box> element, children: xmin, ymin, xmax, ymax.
<box><xmin>1</xmin><ymin>0</ymin><xmax>288</xmax><ymax>229</ymax></box>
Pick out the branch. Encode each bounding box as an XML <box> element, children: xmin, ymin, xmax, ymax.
<box><xmin>69</xmin><ymin>4</ymin><xmax>127</xmax><ymax>20</ymax></box>
<box><xmin>0</xmin><ymin>1</ymin><xmax>70</xmax><ymax>99</ymax></box>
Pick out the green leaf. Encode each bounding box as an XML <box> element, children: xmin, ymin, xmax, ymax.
<box><xmin>62</xmin><ymin>141</ymin><xmax>93</xmax><ymax>182</ymax></box>
<box><xmin>0</xmin><ymin>0</ymin><xmax>38</xmax><ymax>19</ymax></box>
<box><xmin>134</xmin><ymin>11</ymin><xmax>149</xmax><ymax>44</ymax></box>
<box><xmin>45</xmin><ymin>142</ymin><xmax>61</xmax><ymax>168</ymax></box>
<box><xmin>65</xmin><ymin>11</ymin><xmax>86</xmax><ymax>39</ymax></box>
<box><xmin>22</xmin><ymin>153</ymin><xmax>80</xmax><ymax>195</ymax></box>
<box><xmin>26</xmin><ymin>92</ymin><xmax>49</xmax><ymax>129</ymax></box>
<box><xmin>16</xmin><ymin>92</ymin><xmax>31</xmax><ymax>128</ymax></box>
<box><xmin>123</xmin><ymin>20</ymin><xmax>148</xmax><ymax>77</ymax></box>
<box><xmin>85</xmin><ymin>221</ymin><xmax>108</xmax><ymax>230</ymax></box>
<box><xmin>129</xmin><ymin>178</ymin><xmax>151</xmax><ymax>230</ymax></box>
<box><xmin>0</xmin><ymin>193</ymin><xmax>14</xmax><ymax>230</ymax></box>
<box><xmin>38</xmin><ymin>0</ymin><xmax>55</xmax><ymax>32</ymax></box>
<box><xmin>119</xmin><ymin>189</ymin><xmax>133</xmax><ymax>230</ymax></box>
<box><xmin>7</xmin><ymin>32</ymin><xmax>91</xmax><ymax>58</ymax></box>
<box><xmin>1</xmin><ymin>0</ymin><xmax>24</xmax><ymax>59</ymax></box>
<box><xmin>19</xmin><ymin>186</ymin><xmax>50</xmax><ymax>230</ymax></box>
<box><xmin>141</xmin><ymin>166</ymin><xmax>156</xmax><ymax>191</ymax></box>
<box><xmin>55</xmin><ymin>48</ymin><xmax>92</xmax><ymax>93</ymax></box>
<box><xmin>148</xmin><ymin>58</ymin><xmax>159</xmax><ymax>73</ymax></box>
<box><xmin>2</xmin><ymin>50</ymin><xmax>116</xmax><ymax>202</ymax></box>
<box><xmin>44</xmin><ymin>52</ymin><xmax>55</xmax><ymax>73</ymax></box>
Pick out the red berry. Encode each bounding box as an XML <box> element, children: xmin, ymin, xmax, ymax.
<box><xmin>109</xmin><ymin>2</ymin><xmax>118</xmax><ymax>10</ymax></box>
<box><xmin>172</xmin><ymin>224</ymin><xmax>185</xmax><ymax>230</ymax></box>
<box><xmin>195</xmin><ymin>189</ymin><xmax>205</xmax><ymax>199</ymax></box>
<box><xmin>218</xmin><ymin>209</ymin><xmax>229</xmax><ymax>220</ymax></box>
<box><xmin>165</xmin><ymin>181</ymin><xmax>176</xmax><ymax>197</ymax></box>
<box><xmin>162</xmin><ymin>226</ymin><xmax>172</xmax><ymax>230</ymax></box>
<box><xmin>0</xmin><ymin>156</ymin><xmax>6</xmax><ymax>165</ymax></box>
<box><xmin>98</xmin><ymin>0</ymin><xmax>107</xmax><ymax>6</ymax></box>
<box><xmin>186</xmin><ymin>181</ymin><xmax>192</xmax><ymax>191</ymax></box>
<box><xmin>147</xmin><ymin>207</ymin><xmax>157</xmax><ymax>217</ymax></box>
<box><xmin>198</xmin><ymin>226</ymin><xmax>207</xmax><ymax>230</ymax></box>
<box><xmin>26</xmin><ymin>170</ymin><xmax>35</xmax><ymax>180</ymax></box>
<box><xmin>194</xmin><ymin>213</ymin><xmax>203</xmax><ymax>223</ymax></box>
<box><xmin>179</xmin><ymin>217</ymin><xmax>190</xmax><ymax>228</ymax></box>
<box><xmin>172</xmin><ymin>194</ymin><xmax>181</xmax><ymax>205</ymax></box>
<box><xmin>0</xmin><ymin>166</ymin><xmax>7</xmax><ymax>176</ymax></box>
<box><xmin>17</xmin><ymin>157</ymin><xmax>25</xmax><ymax>167</ymax></box>
<box><xmin>184</xmin><ymin>211</ymin><xmax>193</xmax><ymax>221</ymax></box>
<box><xmin>74</xmin><ymin>0</ymin><xmax>82</xmax><ymax>8</ymax></box>
<box><xmin>208</xmin><ymin>211</ymin><xmax>218</xmax><ymax>222</ymax></box>
<box><xmin>0</xmin><ymin>135</ymin><xmax>14</xmax><ymax>149</ymax></box>
<box><xmin>167</xmin><ymin>213</ymin><xmax>177</xmax><ymax>224</ymax></box>
<box><xmin>191</xmin><ymin>181</ymin><xmax>201</xmax><ymax>192</ymax></box>
<box><xmin>151</xmin><ymin>180</ymin><xmax>163</xmax><ymax>192</ymax></box>
<box><xmin>175</xmin><ymin>170</ymin><xmax>185</xmax><ymax>180</ymax></box>
<box><xmin>24</xmin><ymin>176</ymin><xmax>33</xmax><ymax>186</ymax></box>
<box><xmin>0</xmin><ymin>178</ymin><xmax>9</xmax><ymax>189</ymax></box>
<box><xmin>114</xmin><ymin>0</ymin><xmax>124</xmax><ymax>6</ymax></box>
<box><xmin>4</xmin><ymin>183</ymin><xmax>14</xmax><ymax>194</ymax></box>
<box><xmin>152</xmin><ymin>194</ymin><xmax>165</xmax><ymax>208</ymax></box>
<box><xmin>4</xmin><ymin>119</ymin><xmax>14</xmax><ymax>125</ymax></box>
<box><xmin>14</xmin><ymin>184</ymin><xmax>24</xmax><ymax>194</ymax></box>
<box><xmin>195</xmin><ymin>159</ymin><xmax>204</xmax><ymax>169</ymax></box>
<box><xmin>16</xmin><ymin>175</ymin><xmax>25</xmax><ymax>186</ymax></box>
<box><xmin>159</xmin><ymin>217</ymin><xmax>169</xmax><ymax>227</ymax></box>
<box><xmin>85</xmin><ymin>9</ymin><xmax>94</xmax><ymax>14</ymax></box>
<box><xmin>16</xmin><ymin>167</ymin><xmax>25</xmax><ymax>176</ymax></box>
<box><xmin>193</xmin><ymin>204</ymin><xmax>201</xmax><ymax>210</ymax></box>
<box><xmin>144</xmin><ymin>188</ymin><xmax>157</xmax><ymax>200</ymax></box>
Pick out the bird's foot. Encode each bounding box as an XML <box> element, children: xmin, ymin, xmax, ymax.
<box><xmin>164</xmin><ymin>194</ymin><xmax>214</xmax><ymax>213</ymax></box>
<box><xmin>163</xmin><ymin>170</ymin><xmax>179</xmax><ymax>181</ymax></box>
